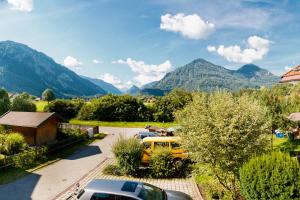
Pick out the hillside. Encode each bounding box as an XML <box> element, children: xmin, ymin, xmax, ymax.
<box><xmin>81</xmin><ymin>76</ymin><xmax>122</xmax><ymax>94</ymax></box>
<box><xmin>126</xmin><ymin>85</ymin><xmax>140</xmax><ymax>95</ymax></box>
<box><xmin>0</xmin><ymin>41</ymin><xmax>106</xmax><ymax>97</ymax></box>
<box><xmin>146</xmin><ymin>59</ymin><xmax>280</xmax><ymax>92</ymax></box>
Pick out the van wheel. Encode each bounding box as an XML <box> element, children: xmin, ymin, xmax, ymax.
<box><xmin>174</xmin><ymin>158</ymin><xmax>183</xmax><ymax>167</ymax></box>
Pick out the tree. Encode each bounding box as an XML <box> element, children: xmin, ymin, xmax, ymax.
<box><xmin>78</xmin><ymin>94</ymin><xmax>152</xmax><ymax>121</ymax></box>
<box><xmin>11</xmin><ymin>92</ymin><xmax>36</xmax><ymax>112</ymax></box>
<box><xmin>0</xmin><ymin>89</ymin><xmax>10</xmax><ymax>115</ymax></box>
<box><xmin>240</xmin><ymin>152</ymin><xmax>300</xmax><ymax>200</ymax></box>
<box><xmin>44</xmin><ymin>99</ymin><xmax>82</xmax><ymax>120</ymax></box>
<box><xmin>42</xmin><ymin>89</ymin><xmax>56</xmax><ymax>103</ymax></box>
<box><xmin>154</xmin><ymin>89</ymin><xmax>192</xmax><ymax>122</ymax></box>
<box><xmin>175</xmin><ymin>91</ymin><xmax>271</xmax><ymax>199</ymax></box>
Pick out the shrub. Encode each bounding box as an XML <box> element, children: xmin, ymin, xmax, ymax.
<box><xmin>112</xmin><ymin>136</ymin><xmax>143</xmax><ymax>176</ymax></box>
<box><xmin>5</xmin><ymin>133</ymin><xmax>27</xmax><ymax>155</ymax></box>
<box><xmin>239</xmin><ymin>152</ymin><xmax>300</xmax><ymax>200</ymax></box>
<box><xmin>103</xmin><ymin>164</ymin><xmax>123</xmax><ymax>176</ymax></box>
<box><xmin>78</xmin><ymin>94</ymin><xmax>152</xmax><ymax>122</ymax></box>
<box><xmin>11</xmin><ymin>93</ymin><xmax>36</xmax><ymax>112</ymax></box>
<box><xmin>12</xmin><ymin>149</ymin><xmax>36</xmax><ymax>168</ymax></box>
<box><xmin>0</xmin><ymin>89</ymin><xmax>10</xmax><ymax>116</ymax></box>
<box><xmin>77</xmin><ymin>104</ymin><xmax>95</xmax><ymax>120</ymax></box>
<box><xmin>44</xmin><ymin>99</ymin><xmax>81</xmax><ymax>120</ymax></box>
<box><xmin>58</xmin><ymin>128</ymin><xmax>87</xmax><ymax>140</ymax></box>
<box><xmin>149</xmin><ymin>148</ymin><xmax>175</xmax><ymax>178</ymax></box>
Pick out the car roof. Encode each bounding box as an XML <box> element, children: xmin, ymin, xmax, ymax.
<box><xmin>84</xmin><ymin>179</ymin><xmax>143</xmax><ymax>197</ymax></box>
<box><xmin>142</xmin><ymin>136</ymin><xmax>181</xmax><ymax>142</ymax></box>
<box><xmin>139</xmin><ymin>131</ymin><xmax>157</xmax><ymax>134</ymax></box>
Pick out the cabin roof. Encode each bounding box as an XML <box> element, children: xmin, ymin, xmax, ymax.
<box><xmin>0</xmin><ymin>111</ymin><xmax>56</xmax><ymax>128</ymax></box>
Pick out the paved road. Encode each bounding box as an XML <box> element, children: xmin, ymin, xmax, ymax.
<box><xmin>0</xmin><ymin>127</ymin><xmax>144</xmax><ymax>200</ymax></box>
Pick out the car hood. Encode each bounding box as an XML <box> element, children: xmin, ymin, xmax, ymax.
<box><xmin>165</xmin><ymin>190</ymin><xmax>193</xmax><ymax>200</ymax></box>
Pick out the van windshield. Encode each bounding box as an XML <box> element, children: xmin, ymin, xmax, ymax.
<box><xmin>137</xmin><ymin>183</ymin><xmax>166</xmax><ymax>200</ymax></box>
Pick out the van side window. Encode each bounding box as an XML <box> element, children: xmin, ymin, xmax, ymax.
<box><xmin>171</xmin><ymin>142</ymin><xmax>180</xmax><ymax>149</ymax></box>
<box><xmin>143</xmin><ymin>142</ymin><xmax>151</xmax><ymax>149</ymax></box>
<box><xmin>154</xmin><ymin>142</ymin><xmax>169</xmax><ymax>149</ymax></box>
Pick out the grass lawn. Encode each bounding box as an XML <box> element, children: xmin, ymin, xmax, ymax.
<box><xmin>69</xmin><ymin>119</ymin><xmax>177</xmax><ymax>128</ymax></box>
<box><xmin>273</xmin><ymin>135</ymin><xmax>300</xmax><ymax>156</ymax></box>
<box><xmin>0</xmin><ymin>133</ymin><xmax>106</xmax><ymax>185</ymax></box>
<box><xmin>35</xmin><ymin>100</ymin><xmax>48</xmax><ymax>112</ymax></box>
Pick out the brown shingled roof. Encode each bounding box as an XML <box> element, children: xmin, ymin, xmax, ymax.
<box><xmin>281</xmin><ymin>65</ymin><xmax>300</xmax><ymax>83</ymax></box>
<box><xmin>0</xmin><ymin>112</ymin><xmax>56</xmax><ymax>128</ymax></box>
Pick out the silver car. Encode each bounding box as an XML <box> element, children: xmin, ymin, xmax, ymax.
<box><xmin>77</xmin><ymin>179</ymin><xmax>192</xmax><ymax>200</ymax></box>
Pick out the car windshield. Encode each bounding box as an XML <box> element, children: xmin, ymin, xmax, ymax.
<box><xmin>137</xmin><ymin>183</ymin><xmax>166</xmax><ymax>200</ymax></box>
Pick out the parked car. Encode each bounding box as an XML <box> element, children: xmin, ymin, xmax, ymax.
<box><xmin>77</xmin><ymin>179</ymin><xmax>192</xmax><ymax>200</ymax></box>
<box><xmin>134</xmin><ymin>131</ymin><xmax>159</xmax><ymax>140</ymax></box>
<box><xmin>141</xmin><ymin>137</ymin><xmax>188</xmax><ymax>164</ymax></box>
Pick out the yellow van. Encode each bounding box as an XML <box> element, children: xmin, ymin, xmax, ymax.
<box><xmin>141</xmin><ymin>137</ymin><xmax>188</xmax><ymax>164</ymax></box>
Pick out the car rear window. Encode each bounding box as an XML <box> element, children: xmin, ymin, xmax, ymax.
<box><xmin>154</xmin><ymin>142</ymin><xmax>169</xmax><ymax>149</ymax></box>
<box><xmin>121</xmin><ymin>181</ymin><xmax>138</xmax><ymax>192</ymax></box>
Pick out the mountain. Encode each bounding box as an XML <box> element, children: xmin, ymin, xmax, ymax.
<box><xmin>126</xmin><ymin>85</ymin><xmax>140</xmax><ymax>95</ymax></box>
<box><xmin>145</xmin><ymin>58</ymin><xmax>280</xmax><ymax>93</ymax></box>
<box><xmin>81</xmin><ymin>76</ymin><xmax>122</xmax><ymax>94</ymax></box>
<box><xmin>0</xmin><ymin>41</ymin><xmax>106</xmax><ymax>98</ymax></box>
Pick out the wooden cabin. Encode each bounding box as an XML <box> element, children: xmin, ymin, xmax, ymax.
<box><xmin>0</xmin><ymin>112</ymin><xmax>60</xmax><ymax>146</ymax></box>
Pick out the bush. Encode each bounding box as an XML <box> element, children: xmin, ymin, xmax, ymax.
<box><xmin>103</xmin><ymin>164</ymin><xmax>123</xmax><ymax>176</ymax></box>
<box><xmin>112</xmin><ymin>136</ymin><xmax>143</xmax><ymax>176</ymax></box>
<box><xmin>78</xmin><ymin>94</ymin><xmax>152</xmax><ymax>122</ymax></box>
<box><xmin>11</xmin><ymin>93</ymin><xmax>36</xmax><ymax>112</ymax></box>
<box><xmin>12</xmin><ymin>149</ymin><xmax>36</xmax><ymax>168</ymax></box>
<box><xmin>58</xmin><ymin>128</ymin><xmax>87</xmax><ymax>140</ymax></box>
<box><xmin>5</xmin><ymin>133</ymin><xmax>27</xmax><ymax>155</ymax></box>
<box><xmin>44</xmin><ymin>99</ymin><xmax>83</xmax><ymax>121</ymax></box>
<box><xmin>149</xmin><ymin>148</ymin><xmax>175</xmax><ymax>178</ymax></box>
<box><xmin>240</xmin><ymin>152</ymin><xmax>300</xmax><ymax>200</ymax></box>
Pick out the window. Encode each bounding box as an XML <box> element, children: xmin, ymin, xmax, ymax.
<box><xmin>90</xmin><ymin>193</ymin><xmax>115</xmax><ymax>200</ymax></box>
<box><xmin>121</xmin><ymin>182</ymin><xmax>138</xmax><ymax>192</ymax></box>
<box><xmin>143</xmin><ymin>142</ymin><xmax>151</xmax><ymax>149</ymax></box>
<box><xmin>154</xmin><ymin>142</ymin><xmax>169</xmax><ymax>149</ymax></box>
<box><xmin>171</xmin><ymin>142</ymin><xmax>180</xmax><ymax>149</ymax></box>
<box><xmin>137</xmin><ymin>183</ymin><xmax>166</xmax><ymax>200</ymax></box>
<box><xmin>90</xmin><ymin>193</ymin><xmax>137</xmax><ymax>200</ymax></box>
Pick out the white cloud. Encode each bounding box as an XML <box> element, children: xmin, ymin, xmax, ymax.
<box><xmin>207</xmin><ymin>45</ymin><xmax>216</xmax><ymax>52</ymax></box>
<box><xmin>99</xmin><ymin>73</ymin><xmax>132</xmax><ymax>90</ymax></box>
<box><xmin>284</xmin><ymin>66</ymin><xmax>293</xmax><ymax>71</ymax></box>
<box><xmin>63</xmin><ymin>56</ymin><xmax>83</xmax><ymax>69</ymax></box>
<box><xmin>92</xmin><ymin>59</ymin><xmax>102</xmax><ymax>64</ymax></box>
<box><xmin>113</xmin><ymin>58</ymin><xmax>172</xmax><ymax>86</ymax></box>
<box><xmin>207</xmin><ymin>36</ymin><xmax>272</xmax><ymax>64</ymax></box>
<box><xmin>7</xmin><ymin>0</ymin><xmax>33</xmax><ymax>12</ymax></box>
<box><xmin>160</xmin><ymin>13</ymin><xmax>215</xmax><ymax>40</ymax></box>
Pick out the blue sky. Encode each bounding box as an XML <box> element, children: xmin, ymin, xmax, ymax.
<box><xmin>0</xmin><ymin>0</ymin><xmax>300</xmax><ymax>90</ymax></box>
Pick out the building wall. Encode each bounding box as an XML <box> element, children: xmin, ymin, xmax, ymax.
<box><xmin>36</xmin><ymin>116</ymin><xmax>58</xmax><ymax>145</ymax></box>
<box><xmin>10</xmin><ymin>126</ymin><xmax>36</xmax><ymax>146</ymax></box>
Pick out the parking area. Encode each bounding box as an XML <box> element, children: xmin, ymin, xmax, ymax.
<box><xmin>57</xmin><ymin>158</ymin><xmax>202</xmax><ymax>200</ymax></box>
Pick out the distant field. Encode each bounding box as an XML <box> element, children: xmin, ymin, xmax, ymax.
<box><xmin>69</xmin><ymin>119</ymin><xmax>177</xmax><ymax>128</ymax></box>
<box><xmin>35</xmin><ymin>101</ymin><xmax>48</xmax><ymax>112</ymax></box>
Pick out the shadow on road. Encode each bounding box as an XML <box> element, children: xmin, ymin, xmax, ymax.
<box><xmin>0</xmin><ymin>171</ymin><xmax>40</xmax><ymax>200</ymax></box>
<box><xmin>67</xmin><ymin>145</ymin><xmax>102</xmax><ymax>160</ymax></box>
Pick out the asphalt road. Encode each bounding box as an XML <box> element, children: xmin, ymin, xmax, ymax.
<box><xmin>0</xmin><ymin>127</ymin><xmax>144</xmax><ymax>200</ymax></box>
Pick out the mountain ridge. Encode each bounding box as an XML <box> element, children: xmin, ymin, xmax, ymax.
<box><xmin>0</xmin><ymin>40</ymin><xmax>106</xmax><ymax>97</ymax></box>
<box><xmin>144</xmin><ymin>58</ymin><xmax>280</xmax><ymax>93</ymax></box>
<box><xmin>81</xmin><ymin>75</ymin><xmax>122</xmax><ymax>94</ymax></box>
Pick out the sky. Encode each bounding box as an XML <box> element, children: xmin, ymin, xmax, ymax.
<box><xmin>0</xmin><ymin>0</ymin><xmax>300</xmax><ymax>90</ymax></box>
